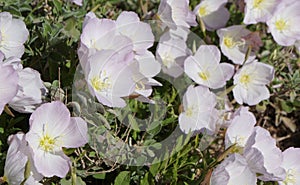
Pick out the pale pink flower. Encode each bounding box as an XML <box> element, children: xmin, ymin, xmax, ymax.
<box><xmin>179</xmin><ymin>85</ymin><xmax>218</xmax><ymax>135</ymax></box>
<box><xmin>210</xmin><ymin>153</ymin><xmax>257</xmax><ymax>185</ymax></box>
<box><xmin>233</xmin><ymin>60</ymin><xmax>274</xmax><ymax>105</ymax></box>
<box><xmin>194</xmin><ymin>0</ymin><xmax>230</xmax><ymax>31</ymax></box>
<box><xmin>278</xmin><ymin>147</ymin><xmax>300</xmax><ymax>185</ymax></box>
<box><xmin>87</xmin><ymin>50</ymin><xmax>136</xmax><ymax>107</ymax></box>
<box><xmin>217</xmin><ymin>25</ymin><xmax>256</xmax><ymax>65</ymax></box>
<box><xmin>25</xmin><ymin>101</ymin><xmax>88</xmax><ymax>178</ymax></box>
<box><xmin>0</xmin><ymin>62</ymin><xmax>18</xmax><ymax>114</ymax></box>
<box><xmin>9</xmin><ymin>67</ymin><xmax>47</xmax><ymax>113</ymax></box>
<box><xmin>156</xmin><ymin>31</ymin><xmax>191</xmax><ymax>77</ymax></box>
<box><xmin>116</xmin><ymin>11</ymin><xmax>154</xmax><ymax>55</ymax></box>
<box><xmin>266</xmin><ymin>1</ymin><xmax>300</xmax><ymax>46</ymax></box>
<box><xmin>225</xmin><ymin>107</ymin><xmax>256</xmax><ymax>150</ymax></box>
<box><xmin>243</xmin><ymin>0</ymin><xmax>281</xmax><ymax>24</ymax></box>
<box><xmin>3</xmin><ymin>133</ymin><xmax>42</xmax><ymax>185</ymax></box>
<box><xmin>0</xmin><ymin>12</ymin><xmax>29</xmax><ymax>58</ymax></box>
<box><xmin>244</xmin><ymin>126</ymin><xmax>286</xmax><ymax>181</ymax></box>
<box><xmin>184</xmin><ymin>45</ymin><xmax>234</xmax><ymax>89</ymax></box>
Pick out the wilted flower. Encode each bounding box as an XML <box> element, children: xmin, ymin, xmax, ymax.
<box><xmin>194</xmin><ymin>0</ymin><xmax>230</xmax><ymax>31</ymax></box>
<box><xmin>184</xmin><ymin>45</ymin><xmax>234</xmax><ymax>89</ymax></box>
<box><xmin>266</xmin><ymin>1</ymin><xmax>300</xmax><ymax>46</ymax></box>
<box><xmin>278</xmin><ymin>147</ymin><xmax>300</xmax><ymax>185</ymax></box>
<box><xmin>233</xmin><ymin>60</ymin><xmax>274</xmax><ymax>105</ymax></box>
<box><xmin>210</xmin><ymin>153</ymin><xmax>257</xmax><ymax>185</ymax></box>
<box><xmin>0</xmin><ymin>12</ymin><xmax>29</xmax><ymax>58</ymax></box>
<box><xmin>2</xmin><ymin>133</ymin><xmax>42</xmax><ymax>185</ymax></box>
<box><xmin>87</xmin><ymin>50</ymin><xmax>136</xmax><ymax>107</ymax></box>
<box><xmin>9</xmin><ymin>67</ymin><xmax>47</xmax><ymax>113</ymax></box>
<box><xmin>25</xmin><ymin>101</ymin><xmax>88</xmax><ymax>178</ymax></box>
<box><xmin>243</xmin><ymin>0</ymin><xmax>281</xmax><ymax>24</ymax></box>
<box><xmin>179</xmin><ymin>85</ymin><xmax>218</xmax><ymax>135</ymax></box>
<box><xmin>0</xmin><ymin>62</ymin><xmax>18</xmax><ymax>114</ymax></box>
<box><xmin>156</xmin><ymin>31</ymin><xmax>191</xmax><ymax>77</ymax></box>
<box><xmin>217</xmin><ymin>25</ymin><xmax>256</xmax><ymax>65</ymax></box>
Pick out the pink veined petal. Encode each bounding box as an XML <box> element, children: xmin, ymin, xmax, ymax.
<box><xmin>33</xmin><ymin>150</ymin><xmax>71</xmax><ymax>178</ymax></box>
<box><xmin>179</xmin><ymin>112</ymin><xmax>198</xmax><ymax>134</ymax></box>
<box><xmin>28</xmin><ymin>101</ymin><xmax>71</xmax><ymax>137</ymax></box>
<box><xmin>136</xmin><ymin>51</ymin><xmax>161</xmax><ymax>78</ymax></box>
<box><xmin>244</xmin><ymin>84</ymin><xmax>270</xmax><ymax>105</ymax></box>
<box><xmin>4</xmin><ymin>19</ymin><xmax>29</xmax><ymax>44</ymax></box>
<box><xmin>220</xmin><ymin>63</ymin><xmax>235</xmax><ymax>81</ymax></box>
<box><xmin>184</xmin><ymin>56</ymin><xmax>203</xmax><ymax>84</ymax></box>
<box><xmin>61</xmin><ymin>117</ymin><xmax>88</xmax><ymax>148</ymax></box>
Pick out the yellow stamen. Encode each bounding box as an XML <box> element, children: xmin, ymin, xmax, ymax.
<box><xmin>253</xmin><ymin>0</ymin><xmax>264</xmax><ymax>8</ymax></box>
<box><xmin>199</xmin><ymin>71</ymin><xmax>209</xmax><ymax>81</ymax></box>
<box><xmin>275</xmin><ymin>19</ymin><xmax>287</xmax><ymax>32</ymax></box>
<box><xmin>224</xmin><ymin>37</ymin><xmax>235</xmax><ymax>48</ymax></box>
<box><xmin>240</xmin><ymin>74</ymin><xmax>251</xmax><ymax>86</ymax></box>
<box><xmin>90</xmin><ymin>74</ymin><xmax>111</xmax><ymax>91</ymax></box>
<box><xmin>198</xmin><ymin>6</ymin><xmax>207</xmax><ymax>16</ymax></box>
<box><xmin>39</xmin><ymin>134</ymin><xmax>56</xmax><ymax>152</ymax></box>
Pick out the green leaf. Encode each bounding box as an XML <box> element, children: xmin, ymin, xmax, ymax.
<box><xmin>92</xmin><ymin>173</ymin><xmax>106</xmax><ymax>180</ymax></box>
<box><xmin>114</xmin><ymin>171</ymin><xmax>131</xmax><ymax>185</ymax></box>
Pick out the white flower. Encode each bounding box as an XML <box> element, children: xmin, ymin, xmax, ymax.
<box><xmin>9</xmin><ymin>67</ymin><xmax>47</xmax><ymax>113</ymax></box>
<box><xmin>217</xmin><ymin>25</ymin><xmax>256</xmax><ymax>65</ymax></box>
<box><xmin>278</xmin><ymin>147</ymin><xmax>300</xmax><ymax>185</ymax></box>
<box><xmin>156</xmin><ymin>31</ymin><xmax>191</xmax><ymax>77</ymax></box>
<box><xmin>233</xmin><ymin>60</ymin><xmax>274</xmax><ymax>105</ymax></box>
<box><xmin>179</xmin><ymin>85</ymin><xmax>218</xmax><ymax>135</ymax></box>
<box><xmin>266</xmin><ymin>1</ymin><xmax>300</xmax><ymax>46</ymax></box>
<box><xmin>116</xmin><ymin>11</ymin><xmax>154</xmax><ymax>55</ymax></box>
<box><xmin>184</xmin><ymin>45</ymin><xmax>234</xmax><ymax>89</ymax></box>
<box><xmin>244</xmin><ymin>126</ymin><xmax>286</xmax><ymax>181</ymax></box>
<box><xmin>243</xmin><ymin>0</ymin><xmax>281</xmax><ymax>24</ymax></box>
<box><xmin>225</xmin><ymin>106</ymin><xmax>256</xmax><ymax>150</ymax></box>
<box><xmin>0</xmin><ymin>61</ymin><xmax>18</xmax><ymax>114</ymax></box>
<box><xmin>25</xmin><ymin>101</ymin><xmax>88</xmax><ymax>178</ymax></box>
<box><xmin>210</xmin><ymin>153</ymin><xmax>257</xmax><ymax>185</ymax></box>
<box><xmin>194</xmin><ymin>0</ymin><xmax>230</xmax><ymax>31</ymax></box>
<box><xmin>0</xmin><ymin>12</ymin><xmax>29</xmax><ymax>58</ymax></box>
<box><xmin>87</xmin><ymin>50</ymin><xmax>136</xmax><ymax>107</ymax></box>
<box><xmin>3</xmin><ymin>133</ymin><xmax>42</xmax><ymax>185</ymax></box>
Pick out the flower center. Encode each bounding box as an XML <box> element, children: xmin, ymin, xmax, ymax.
<box><xmin>39</xmin><ymin>134</ymin><xmax>56</xmax><ymax>152</ymax></box>
<box><xmin>240</xmin><ymin>74</ymin><xmax>251</xmax><ymax>87</ymax></box>
<box><xmin>223</xmin><ymin>37</ymin><xmax>235</xmax><ymax>48</ymax></box>
<box><xmin>253</xmin><ymin>0</ymin><xmax>264</xmax><ymax>8</ymax></box>
<box><xmin>198</xmin><ymin>6</ymin><xmax>207</xmax><ymax>16</ymax></box>
<box><xmin>90</xmin><ymin>72</ymin><xmax>111</xmax><ymax>91</ymax></box>
<box><xmin>275</xmin><ymin>19</ymin><xmax>288</xmax><ymax>32</ymax></box>
<box><xmin>162</xmin><ymin>54</ymin><xmax>174</xmax><ymax>68</ymax></box>
<box><xmin>283</xmin><ymin>168</ymin><xmax>298</xmax><ymax>184</ymax></box>
<box><xmin>199</xmin><ymin>71</ymin><xmax>209</xmax><ymax>81</ymax></box>
<box><xmin>185</xmin><ymin>107</ymin><xmax>194</xmax><ymax>117</ymax></box>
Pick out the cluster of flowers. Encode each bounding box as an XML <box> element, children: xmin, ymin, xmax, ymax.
<box><xmin>0</xmin><ymin>12</ymin><xmax>88</xmax><ymax>184</ymax></box>
<box><xmin>75</xmin><ymin>0</ymin><xmax>300</xmax><ymax>184</ymax></box>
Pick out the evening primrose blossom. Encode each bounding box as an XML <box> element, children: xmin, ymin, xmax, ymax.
<box><xmin>278</xmin><ymin>147</ymin><xmax>300</xmax><ymax>185</ymax></box>
<box><xmin>25</xmin><ymin>101</ymin><xmax>88</xmax><ymax>178</ymax></box>
<box><xmin>0</xmin><ymin>12</ymin><xmax>29</xmax><ymax>58</ymax></box>
<box><xmin>87</xmin><ymin>50</ymin><xmax>136</xmax><ymax>107</ymax></box>
<box><xmin>243</xmin><ymin>0</ymin><xmax>281</xmax><ymax>24</ymax></box>
<box><xmin>233</xmin><ymin>60</ymin><xmax>274</xmax><ymax>105</ymax></box>
<box><xmin>266</xmin><ymin>1</ymin><xmax>300</xmax><ymax>46</ymax></box>
<box><xmin>194</xmin><ymin>0</ymin><xmax>230</xmax><ymax>31</ymax></box>
<box><xmin>179</xmin><ymin>85</ymin><xmax>218</xmax><ymax>135</ymax></box>
<box><xmin>217</xmin><ymin>25</ymin><xmax>256</xmax><ymax>65</ymax></box>
<box><xmin>0</xmin><ymin>62</ymin><xmax>18</xmax><ymax>114</ymax></box>
<box><xmin>184</xmin><ymin>45</ymin><xmax>234</xmax><ymax>89</ymax></box>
